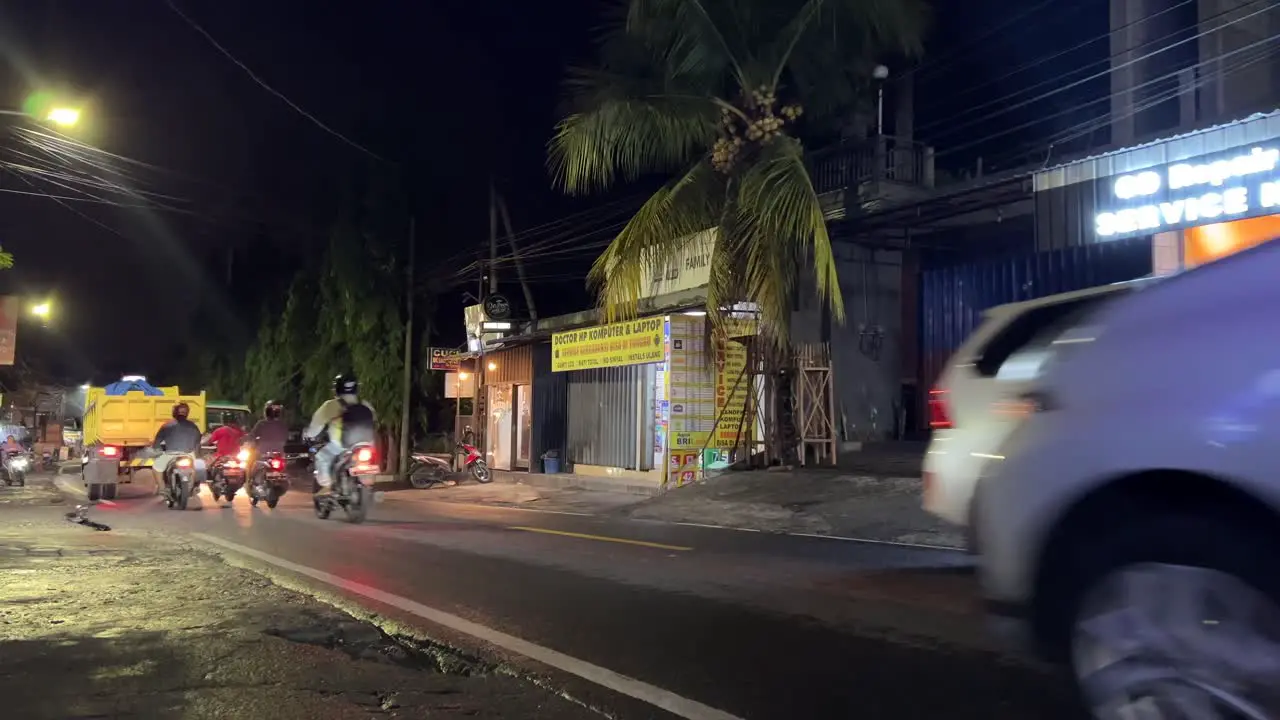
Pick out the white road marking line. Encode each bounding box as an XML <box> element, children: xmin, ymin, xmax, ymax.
<box><xmin>193</xmin><ymin>533</ymin><xmax>743</xmax><ymax>720</ymax></box>
<box><xmin>787</xmin><ymin>532</ymin><xmax>961</xmax><ymax>552</ymax></box>
<box><xmin>52</xmin><ymin>477</ymin><xmax>117</xmax><ymax>507</ymax></box>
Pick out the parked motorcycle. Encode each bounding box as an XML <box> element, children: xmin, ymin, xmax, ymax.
<box><xmin>247</xmin><ymin>448</ymin><xmax>289</xmax><ymax>509</ymax></box>
<box><xmin>3</xmin><ymin>453</ymin><xmax>29</xmax><ymax>487</ymax></box>
<box><xmin>161</xmin><ymin>453</ymin><xmax>198</xmax><ymax>510</ymax></box>
<box><xmin>311</xmin><ymin>441</ymin><xmax>378</xmax><ymax>524</ymax></box>
<box><xmin>457</xmin><ymin>437</ymin><xmax>491</xmax><ymax>483</ymax></box>
<box><xmin>407</xmin><ymin>452</ymin><xmax>455</xmax><ymax>489</ymax></box>
<box><xmin>207</xmin><ymin>448</ymin><xmax>248</xmax><ymax>502</ymax></box>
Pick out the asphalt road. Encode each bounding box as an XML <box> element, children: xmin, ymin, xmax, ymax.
<box><xmin>42</xmin><ymin>472</ymin><xmax>1085</xmax><ymax>719</ymax></box>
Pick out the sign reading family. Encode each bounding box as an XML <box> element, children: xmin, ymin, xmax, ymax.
<box><xmin>551</xmin><ymin>317</ymin><xmax>666</xmax><ymax>372</ymax></box>
<box><xmin>1095</xmin><ymin>146</ymin><xmax>1280</xmax><ymax>238</ymax></box>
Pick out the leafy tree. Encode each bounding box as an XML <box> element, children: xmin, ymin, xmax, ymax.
<box><xmin>548</xmin><ymin>0</ymin><xmax>928</xmax><ymax>346</ymax></box>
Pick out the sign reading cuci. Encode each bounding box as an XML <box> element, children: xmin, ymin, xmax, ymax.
<box><xmin>1095</xmin><ymin>146</ymin><xmax>1280</xmax><ymax>238</ymax></box>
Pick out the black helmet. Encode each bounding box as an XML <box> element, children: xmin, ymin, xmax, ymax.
<box><xmin>220</xmin><ymin>411</ymin><xmax>237</xmax><ymax>427</ymax></box>
<box><xmin>263</xmin><ymin>400</ymin><xmax>283</xmax><ymax>420</ymax></box>
<box><xmin>333</xmin><ymin>373</ymin><xmax>358</xmax><ymax>397</ymax></box>
<box><xmin>172</xmin><ymin>402</ymin><xmax>190</xmax><ymax>420</ymax></box>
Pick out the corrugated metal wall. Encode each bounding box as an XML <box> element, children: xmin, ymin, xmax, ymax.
<box><xmin>486</xmin><ymin>345</ymin><xmax>533</xmax><ymax>385</ymax></box>
<box><xmin>919</xmin><ymin>235</ymin><xmax>1153</xmax><ymax>395</ymax></box>
<box><xmin>530</xmin><ymin>343</ymin><xmax>566</xmax><ymax>473</ymax></box>
<box><xmin>566</xmin><ymin>364</ymin><xmax>655</xmax><ymax>470</ymax></box>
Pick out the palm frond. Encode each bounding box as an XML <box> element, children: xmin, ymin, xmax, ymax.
<box><xmin>589</xmin><ymin>159</ymin><xmax>724</xmax><ymax>320</ymax></box>
<box><xmin>730</xmin><ymin>136</ymin><xmax>843</xmax><ymax>346</ymax></box>
<box><xmin>626</xmin><ymin>0</ymin><xmax>748</xmax><ymax>86</ymax></box>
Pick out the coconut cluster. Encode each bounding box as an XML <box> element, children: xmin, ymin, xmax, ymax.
<box><xmin>710</xmin><ymin>86</ymin><xmax>803</xmax><ymax>173</ymax></box>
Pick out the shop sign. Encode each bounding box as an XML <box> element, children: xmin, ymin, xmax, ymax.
<box><xmin>1095</xmin><ymin>146</ymin><xmax>1280</xmax><ymax>239</ymax></box>
<box><xmin>551</xmin><ymin>317</ymin><xmax>665</xmax><ymax>372</ymax></box>
<box><xmin>642</xmin><ymin>229</ymin><xmax>716</xmax><ymax>299</ymax></box>
<box><xmin>428</xmin><ymin>347</ymin><xmax>461</xmax><ymax>371</ymax></box>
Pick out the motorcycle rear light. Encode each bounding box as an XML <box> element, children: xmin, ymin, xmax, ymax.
<box><xmin>355</xmin><ymin>447</ymin><xmax>375</xmax><ymax>464</ymax></box>
<box><xmin>928</xmin><ymin>387</ymin><xmax>953</xmax><ymax>430</ymax></box>
<box><xmin>175</xmin><ymin>457</ymin><xmax>193</xmax><ymax>468</ymax></box>
<box><xmin>237</xmin><ymin>448</ymin><xmax>251</xmax><ymax>463</ymax></box>
<box><xmin>100</xmin><ymin>446</ymin><xmax>120</xmax><ymax>458</ymax></box>
<box><xmin>268</xmin><ymin>457</ymin><xmax>285</xmax><ymax>471</ymax></box>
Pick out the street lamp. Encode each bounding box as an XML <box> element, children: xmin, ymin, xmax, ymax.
<box><xmin>872</xmin><ymin>65</ymin><xmax>889</xmax><ymax>136</ymax></box>
<box><xmin>30</xmin><ymin>302</ymin><xmax>50</xmax><ymax>319</ymax></box>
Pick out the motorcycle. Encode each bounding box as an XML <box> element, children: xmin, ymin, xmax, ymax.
<box><xmin>407</xmin><ymin>452</ymin><xmax>455</xmax><ymax>489</ymax></box>
<box><xmin>246</xmin><ymin>447</ymin><xmax>289</xmax><ymax>509</ymax></box>
<box><xmin>161</xmin><ymin>453</ymin><xmax>199</xmax><ymax>510</ymax></box>
<box><xmin>311</xmin><ymin>441</ymin><xmax>378</xmax><ymax>524</ymax></box>
<box><xmin>206</xmin><ymin>448</ymin><xmax>248</xmax><ymax>502</ymax></box>
<box><xmin>457</xmin><ymin>436</ymin><xmax>491</xmax><ymax>483</ymax></box>
<box><xmin>3</xmin><ymin>453</ymin><xmax>29</xmax><ymax>487</ymax></box>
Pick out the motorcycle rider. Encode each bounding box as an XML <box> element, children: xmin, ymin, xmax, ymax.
<box><xmin>1</xmin><ymin>434</ymin><xmax>23</xmax><ymax>460</ymax></box>
<box><xmin>248</xmin><ymin>400</ymin><xmax>289</xmax><ymax>455</ymax></box>
<box><xmin>150</xmin><ymin>402</ymin><xmax>205</xmax><ymax>488</ymax></box>
<box><xmin>206</xmin><ymin>412</ymin><xmax>245</xmax><ymax>467</ymax></box>
<box><xmin>304</xmin><ymin>374</ymin><xmax>376</xmax><ymax>497</ymax></box>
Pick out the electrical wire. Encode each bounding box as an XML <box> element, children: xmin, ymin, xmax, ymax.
<box><xmin>162</xmin><ymin>0</ymin><xmax>389</xmax><ymax>163</ymax></box>
<box><xmin>927</xmin><ymin>0</ymin><xmax>1198</xmax><ymax>109</ymax></box>
<box><xmin>920</xmin><ymin>0</ymin><xmax>1275</xmax><ymax>140</ymax></box>
<box><xmin>936</xmin><ymin>30</ymin><xmax>1280</xmax><ymax>158</ymax></box>
<box><xmin>901</xmin><ymin>0</ymin><xmax>1077</xmax><ymax>82</ymax></box>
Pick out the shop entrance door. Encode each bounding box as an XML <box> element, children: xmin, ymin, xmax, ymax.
<box><xmin>486</xmin><ymin>385</ymin><xmax>513</xmax><ymax>471</ymax></box>
<box><xmin>515</xmin><ymin>384</ymin><xmax>532</xmax><ymax>469</ymax></box>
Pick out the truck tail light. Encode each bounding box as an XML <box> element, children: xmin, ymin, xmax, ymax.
<box><xmin>929</xmin><ymin>387</ymin><xmax>953</xmax><ymax>429</ymax></box>
<box><xmin>100</xmin><ymin>445</ymin><xmax>120</xmax><ymax>458</ymax></box>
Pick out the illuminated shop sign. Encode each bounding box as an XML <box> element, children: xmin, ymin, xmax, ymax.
<box><xmin>1094</xmin><ymin>146</ymin><xmax>1280</xmax><ymax>238</ymax></box>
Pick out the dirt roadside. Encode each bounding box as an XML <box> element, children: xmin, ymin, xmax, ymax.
<box><xmin>0</xmin><ymin>507</ymin><xmax>599</xmax><ymax>719</ymax></box>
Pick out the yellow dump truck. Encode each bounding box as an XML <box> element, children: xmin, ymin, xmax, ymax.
<box><xmin>81</xmin><ymin>382</ymin><xmax>206</xmax><ymax>501</ymax></box>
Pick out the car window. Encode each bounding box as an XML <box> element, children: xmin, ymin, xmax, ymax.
<box><xmin>974</xmin><ymin>292</ymin><xmax>1128</xmax><ymax>379</ymax></box>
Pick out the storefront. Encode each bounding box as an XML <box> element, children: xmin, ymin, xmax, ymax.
<box><xmin>479</xmin><ymin>344</ymin><xmax>534</xmax><ymax>471</ymax></box>
<box><xmin>1034</xmin><ymin>110</ymin><xmax>1280</xmax><ymax>270</ymax></box>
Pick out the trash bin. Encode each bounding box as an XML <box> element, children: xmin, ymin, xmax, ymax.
<box><xmin>543</xmin><ymin>456</ymin><xmax>561</xmax><ymax>474</ymax></box>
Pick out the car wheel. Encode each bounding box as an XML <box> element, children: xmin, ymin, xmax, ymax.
<box><xmin>1060</xmin><ymin>512</ymin><xmax>1280</xmax><ymax>719</ymax></box>
<box><xmin>102</xmin><ymin>484</ymin><xmax>117</xmax><ymax>500</ymax></box>
<box><xmin>87</xmin><ymin>483</ymin><xmax>101</xmax><ymax>501</ymax></box>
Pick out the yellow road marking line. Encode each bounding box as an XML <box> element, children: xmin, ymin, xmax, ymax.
<box><xmin>507</xmin><ymin>526</ymin><xmax>692</xmax><ymax>552</ymax></box>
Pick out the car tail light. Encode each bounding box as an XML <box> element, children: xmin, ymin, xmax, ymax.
<box><xmin>237</xmin><ymin>448</ymin><xmax>251</xmax><ymax>463</ymax></box>
<box><xmin>355</xmin><ymin>446</ymin><xmax>375</xmax><ymax>464</ymax></box>
<box><xmin>928</xmin><ymin>387</ymin><xmax>953</xmax><ymax>429</ymax></box>
<box><xmin>268</xmin><ymin>457</ymin><xmax>285</xmax><ymax>471</ymax></box>
<box><xmin>175</xmin><ymin>457</ymin><xmax>193</xmax><ymax>469</ymax></box>
<box><xmin>100</xmin><ymin>445</ymin><xmax>120</xmax><ymax>458</ymax></box>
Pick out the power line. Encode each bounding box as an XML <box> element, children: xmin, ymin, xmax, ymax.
<box><xmin>939</xmin><ymin>31</ymin><xmax>1280</xmax><ymax>159</ymax></box>
<box><xmin>902</xmin><ymin>0</ymin><xmax>1076</xmax><ymax>82</ymax></box>
<box><xmin>162</xmin><ymin>0</ymin><xmax>388</xmax><ymax>163</ymax></box>
<box><xmin>925</xmin><ymin>0</ymin><xmax>1276</xmax><ymax>145</ymax></box>
<box><xmin>926</xmin><ymin>0</ymin><xmax>1197</xmax><ymax>110</ymax></box>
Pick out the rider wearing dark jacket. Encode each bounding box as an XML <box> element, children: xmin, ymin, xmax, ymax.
<box><xmin>152</xmin><ymin>403</ymin><xmax>202</xmax><ymax>453</ymax></box>
<box><xmin>248</xmin><ymin>400</ymin><xmax>289</xmax><ymax>455</ymax></box>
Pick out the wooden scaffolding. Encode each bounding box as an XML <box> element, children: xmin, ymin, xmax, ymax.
<box><xmin>792</xmin><ymin>343</ymin><xmax>837</xmax><ymax>466</ymax></box>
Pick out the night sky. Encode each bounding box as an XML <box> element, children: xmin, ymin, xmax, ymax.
<box><xmin>0</xmin><ymin>0</ymin><xmax>1109</xmax><ymax>386</ymax></box>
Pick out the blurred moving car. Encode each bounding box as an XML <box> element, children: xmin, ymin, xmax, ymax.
<box><xmin>977</xmin><ymin>241</ymin><xmax>1280</xmax><ymax>718</ymax></box>
<box><xmin>921</xmin><ymin>278</ymin><xmax>1156</xmax><ymax>549</ymax></box>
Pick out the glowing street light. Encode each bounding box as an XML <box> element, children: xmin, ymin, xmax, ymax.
<box><xmin>30</xmin><ymin>302</ymin><xmax>50</xmax><ymax>319</ymax></box>
<box><xmin>46</xmin><ymin>107</ymin><xmax>80</xmax><ymax>127</ymax></box>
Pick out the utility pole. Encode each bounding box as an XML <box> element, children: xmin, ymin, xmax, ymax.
<box><xmin>488</xmin><ymin>179</ymin><xmax>499</xmax><ymax>295</ymax></box>
<box><xmin>398</xmin><ymin>216</ymin><xmax>415</xmax><ymax>479</ymax></box>
<box><xmin>496</xmin><ymin>192</ymin><xmax>537</xmax><ymax>321</ymax></box>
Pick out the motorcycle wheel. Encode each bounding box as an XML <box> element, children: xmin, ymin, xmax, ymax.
<box><xmin>250</xmin><ymin>496</ymin><xmax>259</xmax><ymax>507</ymax></box>
<box><xmin>472</xmin><ymin>461</ymin><xmax>492</xmax><ymax>484</ymax></box>
<box><xmin>409</xmin><ymin>467</ymin><xmax>442</xmax><ymax>489</ymax></box>
<box><xmin>313</xmin><ymin>496</ymin><xmax>331</xmax><ymax>519</ymax></box>
<box><xmin>175</xmin><ymin>481</ymin><xmax>190</xmax><ymax>511</ymax></box>
<box><xmin>266</xmin><ymin>486</ymin><xmax>281</xmax><ymax>509</ymax></box>
<box><xmin>344</xmin><ymin>485</ymin><xmax>370</xmax><ymax>524</ymax></box>
<box><xmin>16</xmin><ymin>475</ymin><xmax>24</xmax><ymax>488</ymax></box>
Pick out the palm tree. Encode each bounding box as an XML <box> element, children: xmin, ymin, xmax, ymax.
<box><xmin>549</xmin><ymin>0</ymin><xmax>928</xmax><ymax>346</ymax></box>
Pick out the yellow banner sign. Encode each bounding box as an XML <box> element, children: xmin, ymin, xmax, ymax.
<box><xmin>552</xmin><ymin>317</ymin><xmax>665</xmax><ymax>372</ymax></box>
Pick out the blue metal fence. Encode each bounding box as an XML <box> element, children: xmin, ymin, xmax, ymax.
<box><xmin>919</xmin><ymin>235</ymin><xmax>1153</xmax><ymax>391</ymax></box>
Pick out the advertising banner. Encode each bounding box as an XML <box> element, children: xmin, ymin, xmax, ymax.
<box><xmin>551</xmin><ymin>317</ymin><xmax>665</xmax><ymax>372</ymax></box>
<box><xmin>0</xmin><ymin>296</ymin><xmax>17</xmax><ymax>366</ymax></box>
<box><xmin>429</xmin><ymin>347</ymin><xmax>461</xmax><ymax>371</ymax></box>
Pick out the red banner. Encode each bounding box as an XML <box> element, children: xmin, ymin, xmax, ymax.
<box><xmin>0</xmin><ymin>296</ymin><xmax>17</xmax><ymax>366</ymax></box>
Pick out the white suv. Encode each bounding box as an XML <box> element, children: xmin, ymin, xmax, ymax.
<box><xmin>978</xmin><ymin>240</ymin><xmax>1280</xmax><ymax>717</ymax></box>
<box><xmin>922</xmin><ymin>279</ymin><xmax>1154</xmax><ymax>548</ymax></box>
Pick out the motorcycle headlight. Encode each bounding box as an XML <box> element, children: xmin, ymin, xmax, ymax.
<box><xmin>10</xmin><ymin>459</ymin><xmax>26</xmax><ymax>469</ymax></box>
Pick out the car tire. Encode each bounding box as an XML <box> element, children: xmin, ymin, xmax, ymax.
<box><xmin>87</xmin><ymin>483</ymin><xmax>102</xmax><ymax>501</ymax></box>
<box><xmin>1053</xmin><ymin>509</ymin><xmax>1280</xmax><ymax>718</ymax></box>
<box><xmin>102</xmin><ymin>484</ymin><xmax>117</xmax><ymax>501</ymax></box>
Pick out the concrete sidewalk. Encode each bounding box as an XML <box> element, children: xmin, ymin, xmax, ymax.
<box><xmin>0</xmin><ymin>513</ymin><xmax>597</xmax><ymax>719</ymax></box>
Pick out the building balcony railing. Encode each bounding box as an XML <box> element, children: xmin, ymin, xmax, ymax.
<box><xmin>807</xmin><ymin>135</ymin><xmax>936</xmax><ymax>196</ymax></box>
